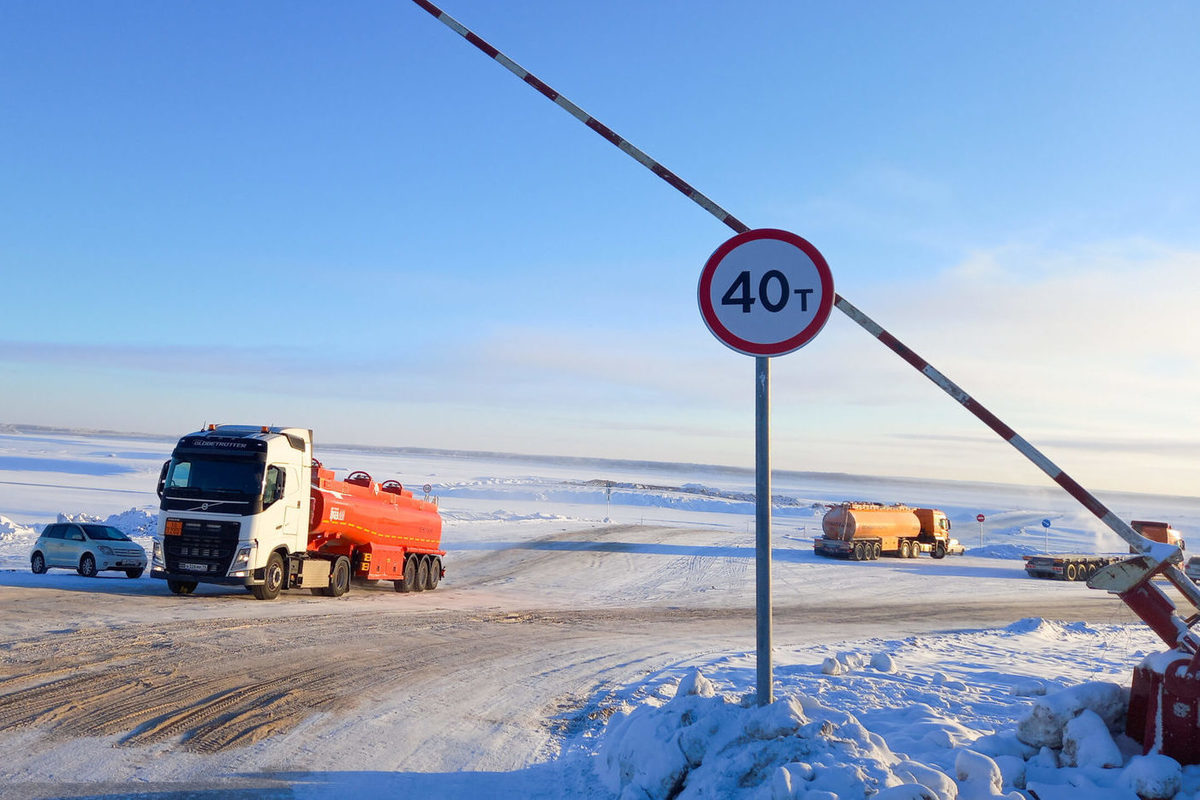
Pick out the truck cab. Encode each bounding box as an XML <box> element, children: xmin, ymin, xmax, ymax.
<box><xmin>151</xmin><ymin>425</ymin><xmax>312</xmax><ymax>597</ymax></box>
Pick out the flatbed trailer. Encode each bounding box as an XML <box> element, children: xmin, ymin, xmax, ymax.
<box><xmin>1022</xmin><ymin>553</ymin><xmax>1124</xmax><ymax>582</ymax></box>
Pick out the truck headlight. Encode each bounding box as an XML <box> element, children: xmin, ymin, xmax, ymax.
<box><xmin>152</xmin><ymin>540</ymin><xmax>165</xmax><ymax>568</ymax></box>
<box><xmin>227</xmin><ymin>546</ymin><xmax>253</xmax><ymax>578</ymax></box>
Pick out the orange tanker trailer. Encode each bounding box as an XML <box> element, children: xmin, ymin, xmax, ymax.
<box><xmin>814</xmin><ymin>502</ymin><xmax>955</xmax><ymax>560</ymax></box>
<box><xmin>308</xmin><ymin>463</ymin><xmax>444</xmax><ymax>593</ymax></box>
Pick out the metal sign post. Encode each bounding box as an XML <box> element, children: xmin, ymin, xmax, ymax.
<box><xmin>755</xmin><ymin>355</ymin><xmax>771</xmax><ymax>704</ymax></box>
<box><xmin>698</xmin><ymin>229</ymin><xmax>834</xmax><ymax>705</ymax></box>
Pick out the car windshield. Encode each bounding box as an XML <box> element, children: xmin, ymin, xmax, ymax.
<box><xmin>164</xmin><ymin>456</ymin><xmax>264</xmax><ymax>500</ymax></box>
<box><xmin>81</xmin><ymin>525</ymin><xmax>131</xmax><ymax>541</ymax></box>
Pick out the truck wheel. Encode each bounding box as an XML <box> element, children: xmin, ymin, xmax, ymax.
<box><xmin>31</xmin><ymin>552</ymin><xmax>46</xmax><ymax>574</ymax></box>
<box><xmin>78</xmin><ymin>553</ymin><xmax>98</xmax><ymax>577</ymax></box>
<box><xmin>1065</xmin><ymin>563</ymin><xmax>1078</xmax><ymax>581</ymax></box>
<box><xmin>415</xmin><ymin>557</ymin><xmax>430</xmax><ymax>592</ymax></box>
<box><xmin>394</xmin><ymin>556</ymin><xmax>418</xmax><ymax>593</ymax></box>
<box><xmin>167</xmin><ymin>579</ymin><xmax>197</xmax><ymax>595</ymax></box>
<box><xmin>932</xmin><ymin>542</ymin><xmax>947</xmax><ymax>560</ymax></box>
<box><xmin>251</xmin><ymin>552</ymin><xmax>285</xmax><ymax>600</ymax></box>
<box><xmin>899</xmin><ymin>540</ymin><xmax>911</xmax><ymax>559</ymax></box>
<box><xmin>426</xmin><ymin>557</ymin><xmax>441</xmax><ymax>591</ymax></box>
<box><xmin>328</xmin><ymin>556</ymin><xmax>351</xmax><ymax>597</ymax></box>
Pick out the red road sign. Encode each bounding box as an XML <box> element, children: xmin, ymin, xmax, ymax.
<box><xmin>698</xmin><ymin>228</ymin><xmax>834</xmax><ymax>357</ymax></box>
<box><xmin>977</xmin><ymin>514</ymin><xmax>986</xmax><ymax>522</ymax></box>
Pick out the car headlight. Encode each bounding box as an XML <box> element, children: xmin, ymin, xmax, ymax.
<box><xmin>98</xmin><ymin>545</ymin><xmax>114</xmax><ymax>555</ymax></box>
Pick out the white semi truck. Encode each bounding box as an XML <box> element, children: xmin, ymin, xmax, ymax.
<box><xmin>151</xmin><ymin>424</ymin><xmax>444</xmax><ymax>599</ymax></box>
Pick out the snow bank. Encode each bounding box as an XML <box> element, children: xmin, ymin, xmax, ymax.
<box><xmin>597</xmin><ymin>668</ymin><xmax>951</xmax><ymax>800</ymax></box>
<box><xmin>591</xmin><ymin>630</ymin><xmax>1200</xmax><ymax>800</ymax></box>
<box><xmin>57</xmin><ymin>507</ymin><xmax>157</xmax><ymax>537</ymax></box>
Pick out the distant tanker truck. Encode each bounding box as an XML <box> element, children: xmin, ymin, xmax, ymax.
<box><xmin>151</xmin><ymin>424</ymin><xmax>443</xmax><ymax>599</ymax></box>
<box><xmin>813</xmin><ymin>502</ymin><xmax>957</xmax><ymax>560</ymax></box>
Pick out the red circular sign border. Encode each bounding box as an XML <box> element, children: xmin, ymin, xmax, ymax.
<box><xmin>698</xmin><ymin>228</ymin><xmax>835</xmax><ymax>357</ymax></box>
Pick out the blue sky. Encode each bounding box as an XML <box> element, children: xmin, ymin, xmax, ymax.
<box><xmin>2</xmin><ymin>1</ymin><xmax>1197</xmax><ymax>496</ymax></box>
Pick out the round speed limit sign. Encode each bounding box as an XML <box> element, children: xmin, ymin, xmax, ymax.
<box><xmin>698</xmin><ymin>228</ymin><xmax>834</xmax><ymax>357</ymax></box>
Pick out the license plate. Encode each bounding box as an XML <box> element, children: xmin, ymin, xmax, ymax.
<box><xmin>179</xmin><ymin>562</ymin><xmax>208</xmax><ymax>572</ymax></box>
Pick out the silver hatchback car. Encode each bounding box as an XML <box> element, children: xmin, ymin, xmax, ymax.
<box><xmin>30</xmin><ymin>523</ymin><xmax>147</xmax><ymax>578</ymax></box>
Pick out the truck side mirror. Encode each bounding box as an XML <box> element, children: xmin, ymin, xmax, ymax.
<box><xmin>157</xmin><ymin>461</ymin><xmax>169</xmax><ymax>499</ymax></box>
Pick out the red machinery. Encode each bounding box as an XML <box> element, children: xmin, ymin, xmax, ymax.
<box><xmin>307</xmin><ymin>462</ymin><xmax>444</xmax><ymax>591</ymax></box>
<box><xmin>1090</xmin><ymin>549</ymin><xmax>1200</xmax><ymax>763</ymax></box>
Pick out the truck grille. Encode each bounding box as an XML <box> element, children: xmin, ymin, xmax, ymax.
<box><xmin>164</xmin><ymin>519</ymin><xmax>241</xmax><ymax>575</ymax></box>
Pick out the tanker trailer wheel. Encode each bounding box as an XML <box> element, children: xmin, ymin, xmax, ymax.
<box><xmin>425</xmin><ymin>557</ymin><xmax>441</xmax><ymax>591</ymax></box>
<box><xmin>1065</xmin><ymin>563</ymin><xmax>1078</xmax><ymax>581</ymax></box>
<box><xmin>327</xmin><ymin>556</ymin><xmax>351</xmax><ymax>597</ymax></box>
<box><xmin>394</xmin><ymin>556</ymin><xmax>418</xmax><ymax>593</ymax></box>
<box><xmin>852</xmin><ymin>542</ymin><xmax>865</xmax><ymax>561</ymax></box>
<box><xmin>899</xmin><ymin>540</ymin><xmax>911</xmax><ymax>559</ymax></box>
<box><xmin>872</xmin><ymin>542</ymin><xmax>882</xmax><ymax>560</ymax></box>
<box><xmin>251</xmin><ymin>552</ymin><xmax>285</xmax><ymax>600</ymax></box>
<box><xmin>415</xmin><ymin>557</ymin><xmax>430</xmax><ymax>593</ymax></box>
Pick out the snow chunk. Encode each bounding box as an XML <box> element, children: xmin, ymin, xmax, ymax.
<box><xmin>1121</xmin><ymin>754</ymin><xmax>1182</xmax><ymax>799</ymax></box>
<box><xmin>992</xmin><ymin>754</ymin><xmax>1025</xmax><ymax>790</ymax></box>
<box><xmin>871</xmin><ymin>652</ymin><xmax>896</xmax><ymax>673</ymax></box>
<box><xmin>1009</xmin><ymin>679</ymin><xmax>1047</xmax><ymax>697</ymax></box>
<box><xmin>1016</xmin><ymin>681</ymin><xmax>1127</xmax><ymax>748</ymax></box>
<box><xmin>821</xmin><ymin>657</ymin><xmax>844</xmax><ymax>676</ymax></box>
<box><xmin>677</xmin><ymin>669</ymin><xmax>714</xmax><ymax>699</ymax></box>
<box><xmin>875</xmin><ymin>786</ymin><xmax>939</xmax><ymax>800</ymax></box>
<box><xmin>891</xmin><ymin>760</ymin><xmax>957</xmax><ymax>800</ymax></box>
<box><xmin>1061</xmin><ymin>709</ymin><xmax>1122</xmax><ymax>768</ymax></box>
<box><xmin>955</xmin><ymin>749</ymin><xmax>1002</xmax><ymax>795</ymax></box>
<box><xmin>970</xmin><ymin>732</ymin><xmax>1035</xmax><ymax>761</ymax></box>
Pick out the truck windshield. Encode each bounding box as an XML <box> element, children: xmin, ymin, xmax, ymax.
<box><xmin>164</xmin><ymin>457</ymin><xmax>265</xmax><ymax>500</ymax></box>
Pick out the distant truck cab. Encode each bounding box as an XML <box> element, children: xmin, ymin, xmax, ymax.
<box><xmin>1130</xmin><ymin>520</ymin><xmax>1183</xmax><ymax>553</ymax></box>
<box><xmin>152</xmin><ymin>424</ymin><xmax>443</xmax><ymax>599</ymax></box>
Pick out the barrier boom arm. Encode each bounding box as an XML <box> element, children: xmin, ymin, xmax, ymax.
<box><xmin>411</xmin><ymin>0</ymin><xmax>1200</xmax><ymax>625</ymax></box>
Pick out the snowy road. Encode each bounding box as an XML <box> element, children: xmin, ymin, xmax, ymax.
<box><xmin>2</xmin><ymin>429</ymin><xmax>1197</xmax><ymax>798</ymax></box>
<box><xmin>0</xmin><ymin>521</ymin><xmax>1144</xmax><ymax>799</ymax></box>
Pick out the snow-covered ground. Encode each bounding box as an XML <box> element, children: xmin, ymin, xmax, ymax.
<box><xmin>1</xmin><ymin>426</ymin><xmax>1199</xmax><ymax>799</ymax></box>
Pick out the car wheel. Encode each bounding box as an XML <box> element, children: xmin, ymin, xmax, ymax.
<box><xmin>125</xmin><ymin>567</ymin><xmax>144</xmax><ymax>579</ymax></box>
<box><xmin>31</xmin><ymin>552</ymin><xmax>47</xmax><ymax>575</ymax></box>
<box><xmin>78</xmin><ymin>553</ymin><xmax>98</xmax><ymax>577</ymax></box>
